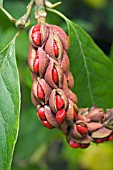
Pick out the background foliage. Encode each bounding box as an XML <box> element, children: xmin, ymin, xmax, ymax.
<box><xmin>0</xmin><ymin>0</ymin><xmax>113</xmax><ymax>170</ymax></box>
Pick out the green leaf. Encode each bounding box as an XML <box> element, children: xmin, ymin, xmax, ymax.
<box><xmin>67</xmin><ymin>19</ymin><xmax>113</xmax><ymax>108</ymax></box>
<box><xmin>0</xmin><ymin>0</ymin><xmax>3</xmax><ymax>7</ymax></box>
<box><xmin>0</xmin><ymin>40</ymin><xmax>21</xmax><ymax>170</ymax></box>
<box><xmin>47</xmin><ymin>8</ymin><xmax>113</xmax><ymax>109</ymax></box>
<box><xmin>109</xmin><ymin>43</ymin><xmax>113</xmax><ymax>62</ymax></box>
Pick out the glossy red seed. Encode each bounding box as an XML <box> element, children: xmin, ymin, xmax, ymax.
<box><xmin>52</xmin><ymin>67</ymin><xmax>58</xmax><ymax>84</ymax></box>
<box><xmin>54</xmin><ymin>41</ymin><xmax>59</xmax><ymax>57</ymax></box>
<box><xmin>56</xmin><ymin>95</ymin><xmax>64</xmax><ymax>110</ymax></box>
<box><xmin>32</xmin><ymin>31</ymin><xmax>40</xmax><ymax>37</ymax></box>
<box><xmin>37</xmin><ymin>83</ymin><xmax>45</xmax><ymax>99</ymax></box>
<box><xmin>68</xmin><ymin>140</ymin><xmax>80</xmax><ymax>148</ymax></box>
<box><xmin>32</xmin><ymin>25</ymin><xmax>40</xmax><ymax>33</ymax></box>
<box><xmin>56</xmin><ymin>109</ymin><xmax>66</xmax><ymax>124</ymax></box>
<box><xmin>33</xmin><ymin>58</ymin><xmax>39</xmax><ymax>74</ymax></box>
<box><xmin>32</xmin><ymin>32</ymin><xmax>41</xmax><ymax>46</ymax></box>
<box><xmin>80</xmin><ymin>143</ymin><xmax>90</xmax><ymax>149</ymax></box>
<box><xmin>76</xmin><ymin>125</ymin><xmax>88</xmax><ymax>135</ymax></box>
<box><xmin>102</xmin><ymin>113</ymin><xmax>105</xmax><ymax>119</ymax></box>
<box><xmin>37</xmin><ymin>107</ymin><xmax>46</xmax><ymax>120</ymax></box>
<box><xmin>106</xmin><ymin>134</ymin><xmax>113</xmax><ymax>141</ymax></box>
<box><xmin>42</xmin><ymin>120</ymin><xmax>54</xmax><ymax>129</ymax></box>
<box><xmin>95</xmin><ymin>138</ymin><xmax>104</xmax><ymax>143</ymax></box>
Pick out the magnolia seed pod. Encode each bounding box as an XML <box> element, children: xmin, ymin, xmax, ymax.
<box><xmin>61</xmin><ymin>50</ymin><xmax>70</xmax><ymax>77</ymax></box>
<box><xmin>62</xmin><ymin>75</ymin><xmax>70</xmax><ymax>98</ymax></box>
<box><xmin>104</xmin><ymin>109</ymin><xmax>113</xmax><ymax>130</ymax></box>
<box><xmin>69</xmin><ymin>89</ymin><xmax>78</xmax><ymax>104</ymax></box>
<box><xmin>77</xmin><ymin>114</ymin><xmax>90</xmax><ymax>123</ymax></box>
<box><xmin>28</xmin><ymin>46</ymin><xmax>49</xmax><ymax>78</ymax></box>
<box><xmin>91</xmin><ymin>127</ymin><xmax>112</xmax><ymax>139</ymax></box>
<box><xmin>49</xmin><ymin>88</ymin><xmax>68</xmax><ymax>113</ymax></box>
<box><xmin>53</xmin><ymin>33</ymin><xmax>63</xmax><ymax>62</ymax></box>
<box><xmin>31</xmin><ymin>91</ymin><xmax>40</xmax><ymax>107</ymax></box>
<box><xmin>43</xmin><ymin>105</ymin><xmax>59</xmax><ymax>128</ymax></box>
<box><xmin>45</xmin><ymin>29</ymin><xmax>63</xmax><ymax>61</ymax></box>
<box><xmin>66</xmin><ymin>71</ymin><xmax>74</xmax><ymax>89</ymax></box>
<box><xmin>29</xmin><ymin>24</ymin><xmax>49</xmax><ymax>48</ymax></box>
<box><xmin>66</xmin><ymin>99</ymin><xmax>78</xmax><ymax>123</ymax></box>
<box><xmin>28</xmin><ymin>22</ymin><xmax>113</xmax><ymax>149</ymax></box>
<box><xmin>45</xmin><ymin>29</ymin><xmax>55</xmax><ymax>59</ymax></box>
<box><xmin>70</xmin><ymin>135</ymin><xmax>92</xmax><ymax>144</ymax></box>
<box><xmin>59</xmin><ymin>121</ymin><xmax>69</xmax><ymax>135</ymax></box>
<box><xmin>86</xmin><ymin>122</ymin><xmax>103</xmax><ymax>133</ymax></box>
<box><xmin>69</xmin><ymin>124</ymin><xmax>83</xmax><ymax>139</ymax></box>
<box><xmin>47</xmin><ymin>24</ymin><xmax>69</xmax><ymax>51</ymax></box>
<box><xmin>86</xmin><ymin>106</ymin><xmax>104</xmax><ymax>122</ymax></box>
<box><xmin>38</xmin><ymin>47</ymin><xmax>50</xmax><ymax>78</ymax></box>
<box><xmin>28</xmin><ymin>44</ymin><xmax>36</xmax><ymax>72</ymax></box>
<box><xmin>32</xmin><ymin>77</ymin><xmax>52</xmax><ymax>105</ymax></box>
<box><xmin>44</xmin><ymin>59</ymin><xmax>63</xmax><ymax>89</ymax></box>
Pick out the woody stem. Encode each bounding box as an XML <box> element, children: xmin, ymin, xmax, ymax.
<box><xmin>35</xmin><ymin>0</ymin><xmax>47</xmax><ymax>23</ymax></box>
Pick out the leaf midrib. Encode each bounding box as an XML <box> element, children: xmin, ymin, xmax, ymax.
<box><xmin>69</xmin><ymin>22</ymin><xmax>94</xmax><ymax>104</ymax></box>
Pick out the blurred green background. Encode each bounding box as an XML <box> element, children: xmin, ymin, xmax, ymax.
<box><xmin>0</xmin><ymin>0</ymin><xmax>113</xmax><ymax>170</ymax></box>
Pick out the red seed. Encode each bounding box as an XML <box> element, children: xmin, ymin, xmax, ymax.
<box><xmin>76</xmin><ymin>125</ymin><xmax>88</xmax><ymax>135</ymax></box>
<box><xmin>42</xmin><ymin>120</ymin><xmax>54</xmax><ymax>129</ymax></box>
<box><xmin>95</xmin><ymin>138</ymin><xmax>104</xmax><ymax>143</ymax></box>
<box><xmin>33</xmin><ymin>58</ymin><xmax>39</xmax><ymax>74</ymax></box>
<box><xmin>32</xmin><ymin>32</ymin><xmax>41</xmax><ymax>46</ymax></box>
<box><xmin>102</xmin><ymin>113</ymin><xmax>105</xmax><ymax>119</ymax></box>
<box><xmin>32</xmin><ymin>25</ymin><xmax>40</xmax><ymax>33</ymax></box>
<box><xmin>80</xmin><ymin>143</ymin><xmax>90</xmax><ymax>149</ymax></box>
<box><xmin>54</xmin><ymin>41</ymin><xmax>59</xmax><ymax>57</ymax></box>
<box><xmin>52</xmin><ymin>67</ymin><xmax>58</xmax><ymax>84</ymax></box>
<box><xmin>106</xmin><ymin>134</ymin><xmax>113</xmax><ymax>141</ymax></box>
<box><xmin>37</xmin><ymin>83</ymin><xmax>45</xmax><ymax>99</ymax></box>
<box><xmin>56</xmin><ymin>109</ymin><xmax>66</xmax><ymax>124</ymax></box>
<box><xmin>37</xmin><ymin>107</ymin><xmax>46</xmax><ymax>121</ymax></box>
<box><xmin>56</xmin><ymin>95</ymin><xmax>64</xmax><ymax>110</ymax></box>
<box><xmin>68</xmin><ymin>140</ymin><xmax>80</xmax><ymax>148</ymax></box>
<box><xmin>32</xmin><ymin>31</ymin><xmax>40</xmax><ymax>38</ymax></box>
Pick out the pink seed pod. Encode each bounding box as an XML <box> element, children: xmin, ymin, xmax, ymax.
<box><xmin>44</xmin><ymin>59</ymin><xmax>63</xmax><ymax>89</ymax></box>
<box><xmin>47</xmin><ymin>24</ymin><xmax>69</xmax><ymax>51</ymax></box>
<box><xmin>49</xmin><ymin>88</ymin><xmax>68</xmax><ymax>113</ymax></box>
<box><xmin>66</xmin><ymin>99</ymin><xmax>78</xmax><ymax>123</ymax></box>
<box><xmin>28</xmin><ymin>46</ymin><xmax>49</xmax><ymax>78</ymax></box>
<box><xmin>28</xmin><ymin>22</ymin><xmax>113</xmax><ymax>149</ymax></box>
<box><xmin>32</xmin><ymin>77</ymin><xmax>52</xmax><ymax>105</ymax></box>
<box><xmin>45</xmin><ymin>29</ymin><xmax>63</xmax><ymax>62</ymax></box>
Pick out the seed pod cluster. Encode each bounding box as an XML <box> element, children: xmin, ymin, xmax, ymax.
<box><xmin>28</xmin><ymin>23</ymin><xmax>113</xmax><ymax>149</ymax></box>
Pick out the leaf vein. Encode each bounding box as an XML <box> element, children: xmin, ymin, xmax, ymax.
<box><xmin>70</xmin><ymin>23</ymin><xmax>94</xmax><ymax>104</ymax></box>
